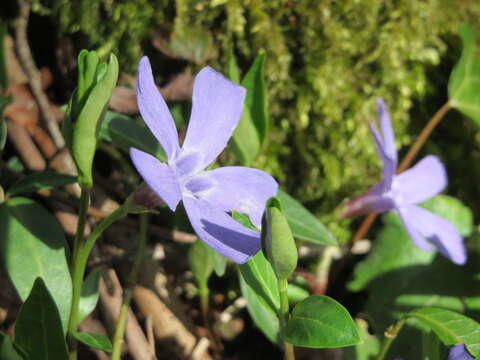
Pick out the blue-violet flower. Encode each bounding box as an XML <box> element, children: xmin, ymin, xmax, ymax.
<box><xmin>343</xmin><ymin>98</ymin><xmax>466</xmax><ymax>265</ymax></box>
<box><xmin>130</xmin><ymin>57</ymin><xmax>278</xmax><ymax>264</ymax></box>
<box><xmin>448</xmin><ymin>344</ymin><xmax>474</xmax><ymax>360</ymax></box>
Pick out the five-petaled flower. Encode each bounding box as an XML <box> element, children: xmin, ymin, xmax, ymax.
<box><xmin>130</xmin><ymin>57</ymin><xmax>278</xmax><ymax>264</ymax></box>
<box><xmin>342</xmin><ymin>98</ymin><xmax>466</xmax><ymax>265</ymax></box>
<box><xmin>448</xmin><ymin>344</ymin><xmax>474</xmax><ymax>360</ymax></box>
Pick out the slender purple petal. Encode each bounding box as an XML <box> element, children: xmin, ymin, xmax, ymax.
<box><xmin>183</xmin><ymin>195</ymin><xmax>261</xmax><ymax>264</ymax></box>
<box><xmin>341</xmin><ymin>191</ymin><xmax>395</xmax><ymax>218</ymax></box>
<box><xmin>398</xmin><ymin>204</ymin><xmax>466</xmax><ymax>265</ymax></box>
<box><xmin>397</xmin><ymin>205</ymin><xmax>434</xmax><ymax>251</ymax></box>
<box><xmin>377</xmin><ymin>98</ymin><xmax>397</xmax><ymax>164</ymax></box>
<box><xmin>393</xmin><ymin>155</ymin><xmax>447</xmax><ymax>205</ymax></box>
<box><xmin>130</xmin><ymin>148</ymin><xmax>181</xmax><ymax>211</ymax></box>
<box><xmin>181</xmin><ymin>67</ymin><xmax>246</xmax><ymax>171</ymax></box>
<box><xmin>137</xmin><ymin>57</ymin><xmax>179</xmax><ymax>161</ymax></box>
<box><xmin>184</xmin><ymin>167</ymin><xmax>278</xmax><ymax>228</ymax></box>
<box><xmin>370</xmin><ymin>122</ymin><xmax>396</xmax><ymax>192</ymax></box>
<box><xmin>448</xmin><ymin>344</ymin><xmax>474</xmax><ymax>360</ymax></box>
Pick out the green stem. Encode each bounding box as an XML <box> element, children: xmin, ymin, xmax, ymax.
<box><xmin>68</xmin><ymin>200</ymin><xmax>129</xmax><ymax>360</ymax></box>
<box><xmin>111</xmin><ymin>213</ymin><xmax>149</xmax><ymax>360</ymax></box>
<box><xmin>199</xmin><ymin>284</ymin><xmax>209</xmax><ymax>327</ymax></box>
<box><xmin>375</xmin><ymin>318</ymin><xmax>406</xmax><ymax>360</ymax></box>
<box><xmin>68</xmin><ymin>186</ymin><xmax>91</xmax><ymax>360</ymax></box>
<box><xmin>278</xmin><ymin>278</ymin><xmax>295</xmax><ymax>360</ymax></box>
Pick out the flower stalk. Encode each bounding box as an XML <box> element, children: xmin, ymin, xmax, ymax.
<box><xmin>278</xmin><ymin>278</ymin><xmax>295</xmax><ymax>360</ymax></box>
<box><xmin>375</xmin><ymin>317</ymin><xmax>406</xmax><ymax>360</ymax></box>
<box><xmin>68</xmin><ymin>198</ymin><xmax>130</xmax><ymax>360</ymax></box>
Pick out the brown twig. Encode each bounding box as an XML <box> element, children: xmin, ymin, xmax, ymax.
<box><xmin>98</xmin><ymin>268</ymin><xmax>155</xmax><ymax>360</ymax></box>
<box><xmin>13</xmin><ymin>0</ymin><xmax>65</xmax><ymax>148</ymax></box>
<box><xmin>350</xmin><ymin>102</ymin><xmax>451</xmax><ymax>244</ymax></box>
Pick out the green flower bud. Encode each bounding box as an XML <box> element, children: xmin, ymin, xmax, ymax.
<box><xmin>261</xmin><ymin>197</ymin><xmax>298</xmax><ymax>280</ymax></box>
<box><xmin>64</xmin><ymin>50</ymin><xmax>119</xmax><ymax>188</ymax></box>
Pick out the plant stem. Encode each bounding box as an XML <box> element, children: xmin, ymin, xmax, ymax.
<box><xmin>111</xmin><ymin>213</ymin><xmax>149</xmax><ymax>360</ymax></box>
<box><xmin>67</xmin><ymin>186</ymin><xmax>91</xmax><ymax>360</ymax></box>
<box><xmin>376</xmin><ymin>318</ymin><xmax>406</xmax><ymax>360</ymax></box>
<box><xmin>278</xmin><ymin>278</ymin><xmax>295</xmax><ymax>360</ymax></box>
<box><xmin>199</xmin><ymin>284</ymin><xmax>210</xmax><ymax>327</ymax></box>
<box><xmin>68</xmin><ymin>201</ymin><xmax>129</xmax><ymax>360</ymax></box>
<box><xmin>351</xmin><ymin>102</ymin><xmax>451</xmax><ymax>244</ymax></box>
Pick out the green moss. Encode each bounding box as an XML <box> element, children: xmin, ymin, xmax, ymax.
<box><xmin>35</xmin><ymin>0</ymin><xmax>480</xmax><ymax>241</ymax></box>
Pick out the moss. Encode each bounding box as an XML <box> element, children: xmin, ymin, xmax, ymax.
<box><xmin>35</xmin><ymin>0</ymin><xmax>480</xmax><ymax>241</ymax></box>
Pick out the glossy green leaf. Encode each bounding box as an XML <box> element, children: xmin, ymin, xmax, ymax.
<box><xmin>99</xmin><ymin>111</ymin><xmax>166</xmax><ymax>161</ymax></box>
<box><xmin>239</xmin><ymin>268</ymin><xmax>280</xmax><ymax>344</ymax></box>
<box><xmin>229</xmin><ymin>52</ymin><xmax>262</xmax><ymax>165</ymax></box>
<box><xmin>0</xmin><ymin>197</ymin><xmax>72</xmax><ymax>332</ymax></box>
<box><xmin>287</xmin><ymin>284</ymin><xmax>309</xmax><ymax>305</ymax></box>
<box><xmin>344</xmin><ymin>319</ymin><xmax>380</xmax><ymax>360</ymax></box>
<box><xmin>7</xmin><ymin>172</ymin><xmax>77</xmax><ymax>196</ymax></box>
<box><xmin>281</xmin><ymin>295</ymin><xmax>361</xmax><ymax>348</ymax></box>
<box><xmin>277</xmin><ymin>190</ymin><xmax>336</xmax><ymax>245</ymax></box>
<box><xmin>448</xmin><ymin>24</ymin><xmax>480</xmax><ymax>126</ymax></box>
<box><xmin>408</xmin><ymin>308</ymin><xmax>480</xmax><ymax>357</ymax></box>
<box><xmin>242</xmin><ymin>53</ymin><xmax>268</xmax><ymax>143</ymax></box>
<box><xmin>0</xmin><ymin>333</ymin><xmax>27</xmax><ymax>360</ymax></box>
<box><xmin>79</xmin><ymin>268</ymin><xmax>101</xmax><ymax>323</ymax></box>
<box><xmin>262</xmin><ymin>198</ymin><xmax>297</xmax><ymax>280</ymax></box>
<box><xmin>73</xmin><ymin>332</ymin><xmax>113</xmax><ymax>353</ymax></box>
<box><xmin>189</xmin><ymin>239</ymin><xmax>214</xmax><ymax>289</ymax></box>
<box><xmin>15</xmin><ymin>278</ymin><xmax>69</xmax><ymax>360</ymax></box>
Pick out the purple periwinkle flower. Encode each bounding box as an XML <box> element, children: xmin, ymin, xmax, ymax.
<box><xmin>343</xmin><ymin>98</ymin><xmax>466</xmax><ymax>265</ymax></box>
<box><xmin>130</xmin><ymin>57</ymin><xmax>278</xmax><ymax>263</ymax></box>
<box><xmin>448</xmin><ymin>344</ymin><xmax>474</xmax><ymax>360</ymax></box>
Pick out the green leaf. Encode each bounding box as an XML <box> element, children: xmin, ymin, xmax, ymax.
<box><xmin>78</xmin><ymin>268</ymin><xmax>101</xmax><ymax>323</ymax></box>
<box><xmin>99</xmin><ymin>111</ymin><xmax>166</xmax><ymax>161</ymax></box>
<box><xmin>0</xmin><ymin>333</ymin><xmax>27</xmax><ymax>360</ymax></box>
<box><xmin>277</xmin><ymin>190</ymin><xmax>336</xmax><ymax>245</ymax></box>
<box><xmin>344</xmin><ymin>319</ymin><xmax>380</xmax><ymax>360</ymax></box>
<box><xmin>448</xmin><ymin>24</ymin><xmax>480</xmax><ymax>126</ymax></box>
<box><xmin>212</xmin><ymin>251</ymin><xmax>228</xmax><ymax>277</ymax></box>
<box><xmin>229</xmin><ymin>52</ymin><xmax>262</xmax><ymax>165</ymax></box>
<box><xmin>238</xmin><ymin>262</ymin><xmax>280</xmax><ymax>344</ymax></box>
<box><xmin>242</xmin><ymin>53</ymin><xmax>268</xmax><ymax>143</ymax></box>
<box><xmin>189</xmin><ymin>239</ymin><xmax>215</xmax><ymax>289</ymax></box>
<box><xmin>281</xmin><ymin>295</ymin><xmax>361</xmax><ymax>348</ymax></box>
<box><xmin>408</xmin><ymin>308</ymin><xmax>480</xmax><ymax>357</ymax></box>
<box><xmin>0</xmin><ymin>197</ymin><xmax>72</xmax><ymax>333</ymax></box>
<box><xmin>15</xmin><ymin>278</ymin><xmax>69</xmax><ymax>360</ymax></box>
<box><xmin>73</xmin><ymin>332</ymin><xmax>113</xmax><ymax>353</ymax></box>
<box><xmin>421</xmin><ymin>331</ymin><xmax>441</xmax><ymax>360</ymax></box>
<box><xmin>287</xmin><ymin>283</ymin><xmax>309</xmax><ymax>305</ymax></box>
<box><xmin>7</xmin><ymin>172</ymin><xmax>77</xmax><ymax>196</ymax></box>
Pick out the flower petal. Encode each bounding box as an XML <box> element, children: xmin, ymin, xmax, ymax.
<box><xmin>183</xmin><ymin>195</ymin><xmax>261</xmax><ymax>264</ymax></box>
<box><xmin>448</xmin><ymin>344</ymin><xmax>474</xmax><ymax>360</ymax></box>
<box><xmin>184</xmin><ymin>166</ymin><xmax>278</xmax><ymax>228</ymax></box>
<box><xmin>398</xmin><ymin>204</ymin><xmax>466</xmax><ymax>265</ymax></box>
<box><xmin>377</xmin><ymin>98</ymin><xmax>397</xmax><ymax>164</ymax></box>
<box><xmin>393</xmin><ymin>155</ymin><xmax>447</xmax><ymax>205</ymax></box>
<box><xmin>369</xmin><ymin>99</ymin><xmax>397</xmax><ymax>191</ymax></box>
<box><xmin>130</xmin><ymin>148</ymin><xmax>181</xmax><ymax>211</ymax></box>
<box><xmin>181</xmin><ymin>67</ymin><xmax>246</xmax><ymax>171</ymax></box>
<box><xmin>137</xmin><ymin>57</ymin><xmax>179</xmax><ymax>161</ymax></box>
<box><xmin>341</xmin><ymin>191</ymin><xmax>395</xmax><ymax>218</ymax></box>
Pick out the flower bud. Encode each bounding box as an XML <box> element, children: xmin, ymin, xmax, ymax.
<box><xmin>261</xmin><ymin>197</ymin><xmax>297</xmax><ymax>280</ymax></box>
